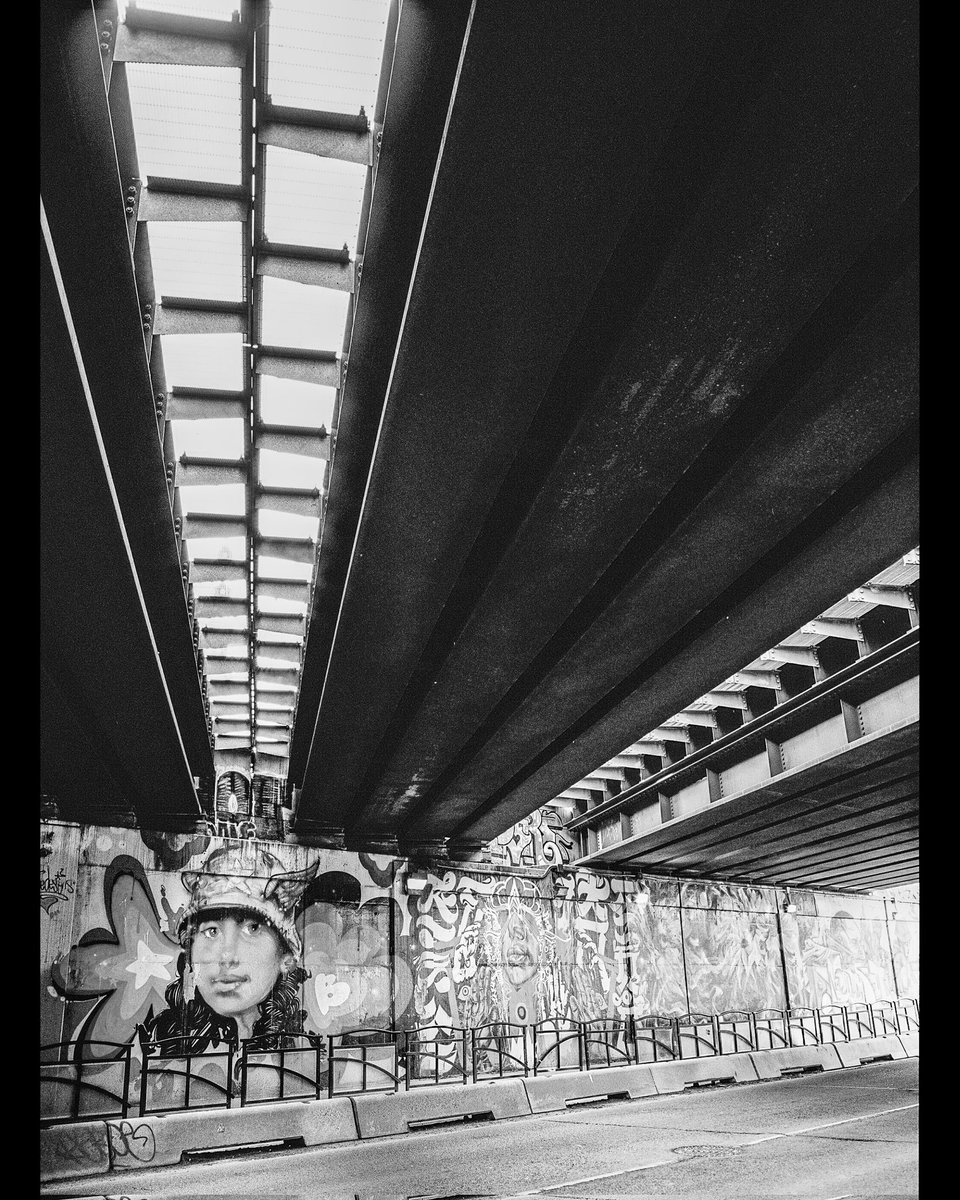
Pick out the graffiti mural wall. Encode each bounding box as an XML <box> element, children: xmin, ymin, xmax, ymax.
<box><xmin>782</xmin><ymin>892</ymin><xmax>899</xmax><ymax>1008</ymax></box>
<box><xmin>488</xmin><ymin>806</ymin><xmax>576</xmax><ymax>868</ymax></box>
<box><xmin>679</xmin><ymin>881</ymin><xmax>787</xmax><ymax>1013</ymax></box>
<box><xmin>887</xmin><ymin>901</ymin><xmax>919</xmax><ymax>999</ymax></box>
<box><xmin>41</xmin><ymin>821</ymin><xmax>917</xmax><ymax>1074</ymax></box>
<box><xmin>403</xmin><ymin>866</ymin><xmax>914</xmax><ymax>1039</ymax></box>
<box><xmin>40</xmin><ymin>823</ymin><xmax>411</xmax><ymax>1065</ymax></box>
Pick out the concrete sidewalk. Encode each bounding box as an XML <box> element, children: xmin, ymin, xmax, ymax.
<box><xmin>39</xmin><ymin>1058</ymin><xmax>918</xmax><ymax>1199</ymax></box>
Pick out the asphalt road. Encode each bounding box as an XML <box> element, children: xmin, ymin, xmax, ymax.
<box><xmin>40</xmin><ymin>1058</ymin><xmax>918</xmax><ymax>1199</ymax></box>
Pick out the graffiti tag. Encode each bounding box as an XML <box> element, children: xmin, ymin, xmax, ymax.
<box><xmin>107</xmin><ymin>1120</ymin><xmax>157</xmax><ymax>1163</ymax></box>
<box><xmin>40</xmin><ymin>866</ymin><xmax>76</xmax><ymax>914</ymax></box>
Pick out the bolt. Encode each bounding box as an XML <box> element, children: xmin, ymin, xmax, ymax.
<box><xmin>100</xmin><ymin>42</ymin><xmax>111</xmax><ymax>51</ymax></box>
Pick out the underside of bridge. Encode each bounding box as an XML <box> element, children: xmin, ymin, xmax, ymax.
<box><xmin>41</xmin><ymin>1</ymin><xmax>918</xmax><ymax>890</ymax></box>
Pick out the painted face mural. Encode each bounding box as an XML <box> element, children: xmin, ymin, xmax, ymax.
<box><xmin>141</xmin><ymin>844</ymin><xmax>319</xmax><ymax>1051</ymax></box>
<box><xmin>189</xmin><ymin>912</ymin><xmax>292</xmax><ymax>1040</ymax></box>
<box><xmin>414</xmin><ymin>873</ymin><xmax>562</xmax><ymax>1035</ymax></box>
<box><xmin>45</xmin><ymin>832</ymin><xmax>410</xmax><ymax>1070</ymax></box>
<box><xmin>500</xmin><ymin>905</ymin><xmax>542</xmax><ymax>987</ymax></box>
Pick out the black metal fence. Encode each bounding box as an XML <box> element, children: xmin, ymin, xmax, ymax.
<box><xmin>39</xmin><ymin>997</ymin><xmax>918</xmax><ymax>1125</ymax></box>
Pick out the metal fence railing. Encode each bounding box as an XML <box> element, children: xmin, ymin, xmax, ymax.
<box><xmin>39</xmin><ymin>997</ymin><xmax>919</xmax><ymax>1125</ymax></box>
<box><xmin>471</xmin><ymin>1022</ymin><xmax>529</xmax><ymax>1082</ymax></box>
<box><xmin>634</xmin><ymin>1014</ymin><xmax>678</xmax><ymax>1062</ymax></box>
<box><xmin>139</xmin><ymin>1036</ymin><xmax>234</xmax><ymax>1116</ymax></box>
<box><xmin>532</xmin><ymin>1018</ymin><xmax>585</xmax><ymax>1075</ymax></box>
<box><xmin>327</xmin><ymin>1028</ymin><xmax>404</xmax><ymax>1097</ymax></box>
<box><xmin>40</xmin><ymin>1041</ymin><xmax>135</xmax><ymax>1126</ymax></box>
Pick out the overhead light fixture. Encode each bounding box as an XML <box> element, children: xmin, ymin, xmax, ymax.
<box><xmin>405</xmin><ymin>873</ymin><xmax>429</xmax><ymax>895</ymax></box>
<box><xmin>783</xmin><ymin>888</ymin><xmax>798</xmax><ymax>914</ymax></box>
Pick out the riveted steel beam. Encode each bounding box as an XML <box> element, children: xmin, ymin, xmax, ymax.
<box><xmin>257</xmin><ymin>243</ymin><xmax>355</xmax><ymax>291</ymax></box>
<box><xmin>176</xmin><ymin>458</ymin><xmax>247</xmax><ymax>487</ymax></box>
<box><xmin>167</xmin><ymin>388</ymin><xmax>247</xmax><ymax>420</ymax></box>
<box><xmin>189</xmin><ymin>560</ymin><xmax>247</xmax><ymax>584</ymax></box>
<box><xmin>257</xmin><ymin>487</ymin><xmax>323</xmax><ymax>516</ymax></box>
<box><xmin>256</xmin><ymin>427</ymin><xmax>330</xmax><ymax>458</ymax></box>
<box><xmin>184</xmin><ymin>515</ymin><xmax>248</xmax><ymax>540</ymax></box>
<box><xmin>256</xmin><ymin>643</ymin><xmax>301</xmax><ymax>664</ymax></box>
<box><xmin>255</xmin><ymin>348</ymin><xmax>340</xmax><ymax>387</ymax></box>
<box><xmin>201</xmin><ymin>629</ymin><xmax>249</xmax><ymax>649</ymax></box>
<box><xmin>256</xmin><ymin>613</ymin><xmax>306</xmax><ymax>635</ymax></box>
<box><xmin>155</xmin><ymin>302</ymin><xmax>247</xmax><ymax>336</ymax></box>
<box><xmin>195</xmin><ymin>596</ymin><xmax>248</xmax><ymax>617</ymax></box>
<box><xmin>115</xmin><ymin>9</ymin><xmax>245</xmax><ymax>68</ymax></box>
<box><xmin>849</xmin><ymin>585</ymin><xmax>916</xmax><ymax>609</ymax></box>
<box><xmin>256</xmin><ymin>536</ymin><xmax>316</xmax><ymax>564</ymax></box>
<box><xmin>256</xmin><ymin>667</ymin><xmax>300</xmax><ymax>687</ymax></box>
<box><xmin>256</xmin><ymin>578</ymin><xmax>311</xmax><ymax>602</ymax></box>
<box><xmin>258</xmin><ymin>101</ymin><xmax>373</xmax><ymax>165</ymax></box>
<box><xmin>139</xmin><ymin>178</ymin><xmax>249</xmax><ymax>223</ymax></box>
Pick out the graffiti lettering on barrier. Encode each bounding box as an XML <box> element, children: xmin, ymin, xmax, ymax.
<box><xmin>40</xmin><ymin>866</ymin><xmax>76</xmax><ymax>914</ymax></box>
<box><xmin>45</xmin><ymin>1123</ymin><xmax>109</xmax><ymax>1167</ymax></box>
<box><xmin>108</xmin><ymin>1120</ymin><xmax>157</xmax><ymax>1163</ymax></box>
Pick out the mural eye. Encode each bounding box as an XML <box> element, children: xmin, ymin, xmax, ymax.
<box><xmin>200</xmin><ymin>926</ymin><xmax>219</xmax><ymax>939</ymax></box>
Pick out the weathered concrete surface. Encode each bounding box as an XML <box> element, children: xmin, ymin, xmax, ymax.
<box><xmin>352</xmin><ymin>1077</ymin><xmax>531</xmax><ymax>1138</ymax></box>
<box><xmin>523</xmin><ymin>1065</ymin><xmax>657</xmax><ymax>1113</ymax></box>
<box><xmin>38</xmin><ymin>1119</ymin><xmax>111</xmax><ymax>1181</ymax></box>
<box><xmin>749</xmin><ymin>1043</ymin><xmax>844</xmax><ymax>1079</ymax></box>
<box><xmin>40</xmin><ymin>1059</ymin><xmax>918</xmax><ymax>1198</ymax></box>
<box><xmin>106</xmin><ymin>1096</ymin><xmax>357</xmax><ymax>1171</ymax></box>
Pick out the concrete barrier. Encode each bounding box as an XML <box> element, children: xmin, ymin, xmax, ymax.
<box><xmin>749</xmin><ymin>1045</ymin><xmax>844</xmax><ymax>1079</ymax></box>
<box><xmin>107</xmin><ymin>1097</ymin><xmax>357</xmax><ymax>1171</ymax></box>
<box><xmin>40</xmin><ymin>1120</ymin><xmax>112</xmax><ymax>1181</ymax></box>
<box><xmin>832</xmin><ymin>1035</ymin><xmax>907</xmax><ymax>1069</ymax></box>
<box><xmin>898</xmin><ymin>1032</ymin><xmax>919</xmax><ymax>1057</ymax></box>
<box><xmin>522</xmin><ymin>1065</ymin><xmax>656</xmax><ymax>1113</ymax></box>
<box><xmin>650</xmin><ymin>1053</ymin><xmax>759</xmax><ymax>1094</ymax></box>
<box><xmin>352</xmin><ymin>1078</ymin><xmax>531</xmax><ymax>1138</ymax></box>
<box><xmin>591</xmin><ymin>1064</ymin><xmax>659</xmax><ymax>1100</ymax></box>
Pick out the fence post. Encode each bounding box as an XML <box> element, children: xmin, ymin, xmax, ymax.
<box><xmin>71</xmin><ymin>1056</ymin><xmax>81</xmax><ymax>1123</ymax></box>
<box><xmin>139</xmin><ymin>1042</ymin><xmax>150</xmax><ymax>1117</ymax></box>
<box><xmin>327</xmin><ymin>1035</ymin><xmax>334</xmax><ymax>1100</ymax></box>
<box><xmin>121</xmin><ymin>1042</ymin><xmax>131</xmax><ymax>1119</ymax></box>
<box><xmin>711</xmin><ymin>1015</ymin><xmax>721</xmax><ymax>1056</ymax></box>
